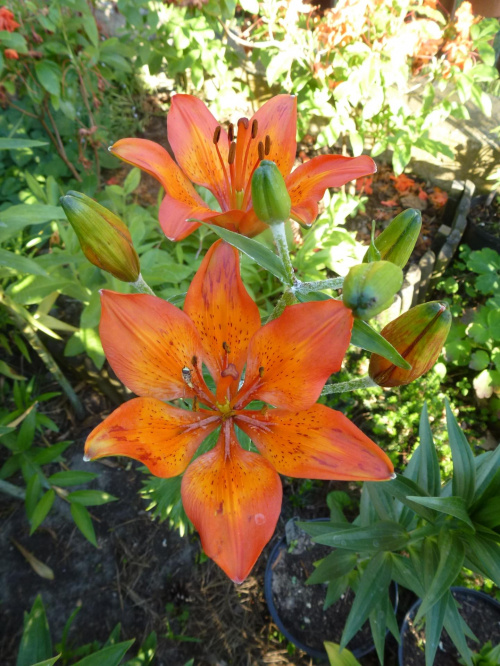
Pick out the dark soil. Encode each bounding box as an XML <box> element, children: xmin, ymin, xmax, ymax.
<box><xmin>467</xmin><ymin>193</ymin><xmax>500</xmax><ymax>237</ymax></box>
<box><xmin>269</xmin><ymin>524</ymin><xmax>374</xmax><ymax>657</ymax></box>
<box><xmin>400</xmin><ymin>589</ymin><xmax>500</xmax><ymax>666</ymax></box>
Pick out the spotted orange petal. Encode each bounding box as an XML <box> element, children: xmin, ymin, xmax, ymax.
<box><xmin>85</xmin><ymin>398</ymin><xmax>220</xmax><ymax>477</ymax></box>
<box><xmin>286</xmin><ymin>154</ymin><xmax>377</xmax><ymax>226</ymax></box>
<box><xmin>99</xmin><ymin>291</ymin><xmax>204</xmax><ymax>401</ymax></box>
<box><xmin>244</xmin><ymin>95</ymin><xmax>297</xmax><ymax>182</ymax></box>
<box><xmin>234</xmin><ymin>300</ymin><xmax>353</xmax><ymax>411</ymax></box>
<box><xmin>184</xmin><ymin>241</ymin><xmax>260</xmax><ymax>400</ymax></box>
<box><xmin>236</xmin><ymin>404</ymin><xmax>393</xmax><ymax>481</ymax></box>
<box><xmin>181</xmin><ymin>423</ymin><xmax>282</xmax><ymax>583</ymax></box>
<box><xmin>168</xmin><ymin>95</ymin><xmax>230</xmax><ymax>208</ymax></box>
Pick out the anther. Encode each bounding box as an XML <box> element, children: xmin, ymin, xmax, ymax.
<box><xmin>192</xmin><ymin>355</ymin><xmax>198</xmax><ymax>367</ymax></box>
<box><xmin>258</xmin><ymin>141</ymin><xmax>265</xmax><ymax>161</ymax></box>
<box><xmin>213</xmin><ymin>125</ymin><xmax>221</xmax><ymax>144</ymax></box>
<box><xmin>258</xmin><ymin>366</ymin><xmax>265</xmax><ymax>377</ymax></box>
<box><xmin>182</xmin><ymin>367</ymin><xmax>194</xmax><ymax>388</ymax></box>
<box><xmin>265</xmin><ymin>135</ymin><xmax>271</xmax><ymax>155</ymax></box>
<box><xmin>222</xmin><ymin>341</ymin><xmax>231</xmax><ymax>354</ymax></box>
<box><xmin>228</xmin><ymin>142</ymin><xmax>236</xmax><ymax>165</ymax></box>
<box><xmin>251</xmin><ymin>119</ymin><xmax>258</xmax><ymax>138</ymax></box>
<box><xmin>228</xmin><ymin>123</ymin><xmax>234</xmax><ymax>142</ymax></box>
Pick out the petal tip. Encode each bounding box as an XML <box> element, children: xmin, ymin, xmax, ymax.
<box><xmin>83</xmin><ymin>453</ymin><xmax>91</xmax><ymax>462</ymax></box>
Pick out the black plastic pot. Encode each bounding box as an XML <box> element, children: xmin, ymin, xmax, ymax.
<box><xmin>265</xmin><ymin>521</ymin><xmax>398</xmax><ymax>661</ymax></box>
<box><xmin>398</xmin><ymin>587</ymin><xmax>500</xmax><ymax>666</ymax></box>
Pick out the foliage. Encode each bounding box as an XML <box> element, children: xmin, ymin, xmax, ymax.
<box><xmin>303</xmin><ymin>401</ymin><xmax>500</xmax><ymax>666</ymax></box>
<box><xmin>461</xmin><ymin>641</ymin><xmax>500</xmax><ymax>666</ymax></box>
<box><xmin>440</xmin><ymin>245</ymin><xmax>500</xmax><ymax>412</ymax></box>
<box><xmin>0</xmin><ymin>0</ymin><xmax>144</xmax><ymax>189</ymax></box>
<box><xmin>238</xmin><ymin>0</ymin><xmax>499</xmax><ymax>173</ymax></box>
<box><xmin>16</xmin><ymin>594</ymin><xmax>156</xmax><ymax>665</ymax></box>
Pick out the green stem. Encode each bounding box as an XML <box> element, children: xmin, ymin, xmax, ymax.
<box><xmin>270</xmin><ymin>222</ymin><xmax>295</xmax><ymax>286</ymax></box>
<box><xmin>266</xmin><ymin>289</ymin><xmax>297</xmax><ymax>322</ymax></box>
<box><xmin>293</xmin><ymin>277</ymin><xmax>344</xmax><ymax>294</ymax></box>
<box><xmin>131</xmin><ymin>274</ymin><xmax>155</xmax><ymax>296</ymax></box>
<box><xmin>321</xmin><ymin>376</ymin><xmax>377</xmax><ymax>395</ymax></box>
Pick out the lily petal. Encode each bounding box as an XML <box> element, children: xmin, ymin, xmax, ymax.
<box><xmin>85</xmin><ymin>398</ymin><xmax>220</xmax><ymax>477</ymax></box>
<box><xmin>235</xmin><ymin>300</ymin><xmax>353</xmax><ymax>411</ymax></box>
<box><xmin>100</xmin><ymin>291</ymin><xmax>203</xmax><ymax>401</ymax></box>
<box><xmin>286</xmin><ymin>154</ymin><xmax>377</xmax><ymax>226</ymax></box>
<box><xmin>181</xmin><ymin>423</ymin><xmax>282</xmax><ymax>583</ymax></box>
<box><xmin>184</xmin><ymin>241</ymin><xmax>260</xmax><ymax>398</ymax></box>
<box><xmin>236</xmin><ymin>404</ymin><xmax>394</xmax><ymax>481</ymax></box>
<box><xmin>168</xmin><ymin>95</ymin><xmax>230</xmax><ymax>207</ymax></box>
<box><xmin>246</xmin><ymin>94</ymin><xmax>297</xmax><ymax>181</ymax></box>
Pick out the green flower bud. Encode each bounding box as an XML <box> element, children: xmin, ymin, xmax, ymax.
<box><xmin>343</xmin><ymin>261</ymin><xmax>403</xmax><ymax>320</ymax></box>
<box><xmin>251</xmin><ymin>160</ymin><xmax>291</xmax><ymax>226</ymax></box>
<box><xmin>60</xmin><ymin>191</ymin><xmax>140</xmax><ymax>283</ymax></box>
<box><xmin>369</xmin><ymin>301</ymin><xmax>452</xmax><ymax>387</ymax></box>
<box><xmin>363</xmin><ymin>209</ymin><xmax>422</xmax><ymax>268</ymax></box>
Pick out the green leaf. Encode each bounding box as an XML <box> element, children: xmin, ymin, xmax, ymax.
<box><xmin>70</xmin><ymin>502</ymin><xmax>97</xmax><ymax>547</ymax></box>
<box><xmin>123</xmin><ymin>168</ymin><xmax>141</xmax><ymax>195</ymax></box>
<box><xmin>446</xmin><ymin>400</ymin><xmax>475</xmax><ymax>506</ymax></box>
<box><xmin>72</xmin><ymin>641</ymin><xmax>135</xmax><ymax>666</ymax></box>
<box><xmin>406</xmin><ymin>496</ymin><xmax>474</xmax><ymax>530</ymax></box>
<box><xmin>35</xmin><ymin>61</ymin><xmax>61</xmax><ymax>97</ymax></box>
<box><xmin>469</xmin><ymin>349</ymin><xmax>490</xmax><ymax>371</ymax></box>
<box><xmin>202</xmin><ymin>224</ymin><xmax>290</xmax><ymax>284</ymax></box>
<box><xmin>340</xmin><ymin>552</ymin><xmax>392</xmax><ymax>649</ymax></box>
<box><xmin>47</xmin><ymin>471</ymin><xmax>97</xmax><ymax>487</ymax></box>
<box><xmin>16</xmin><ymin>595</ymin><xmax>52</xmax><ymax>666</ymax></box>
<box><xmin>424</xmin><ymin>593</ymin><xmax>448</xmax><ymax>666</ymax></box>
<box><xmin>0</xmin><ymin>31</ymin><xmax>28</xmax><ymax>53</ymax></box>
<box><xmin>25</xmin><ymin>474</ymin><xmax>42</xmax><ymax>520</ymax></box>
<box><xmin>324</xmin><ymin>642</ymin><xmax>361</xmax><ymax>666</ymax></box>
<box><xmin>313</xmin><ymin>521</ymin><xmax>409</xmax><ymax>552</ymax></box>
<box><xmin>0</xmin><ymin>360</ymin><xmax>25</xmax><ymax>380</ymax></box>
<box><xmin>33</xmin><ymin>441</ymin><xmax>72</xmax><ymax>465</ymax></box>
<box><xmin>472</xmin><ymin>445</ymin><xmax>500</xmax><ymax>505</ymax></box>
<box><xmin>416</xmin><ymin>402</ymin><xmax>442</xmax><ymax>496</ymax></box>
<box><xmin>443</xmin><ymin>593</ymin><xmax>473</xmax><ymax>666</ymax></box>
<box><xmin>0</xmin><ymin>138</ymin><xmax>48</xmax><ymax>150</ymax></box>
<box><xmin>0</xmin><ymin>204</ymin><xmax>66</xmax><ymax>243</ymax></box>
<box><xmin>465</xmin><ymin>534</ymin><xmax>500</xmax><ymax>586</ymax></box>
<box><xmin>365</xmin><ymin>481</ymin><xmax>397</xmax><ymax>522</ymax></box>
<box><xmin>0</xmin><ymin>249</ymin><xmax>49</xmax><ymax>277</ymax></box>
<box><xmin>351</xmin><ymin>319</ymin><xmax>411</xmax><ymax>369</ymax></box>
<box><xmin>30</xmin><ymin>489</ymin><xmax>56</xmax><ymax>535</ymax></box>
<box><xmin>31</xmin><ymin>658</ymin><xmax>60</xmax><ymax>666</ymax></box>
<box><xmin>390</xmin><ymin>553</ymin><xmax>424</xmax><ymax>597</ymax></box>
<box><xmin>415</xmin><ymin>530</ymin><xmax>465</xmax><ymax>622</ymax></box>
<box><xmin>82</xmin><ymin>14</ymin><xmax>99</xmax><ymax>47</ymax></box>
<box><xmin>18</xmin><ymin>406</ymin><xmax>37</xmax><ymax>452</ymax></box>
<box><xmin>306</xmin><ymin>550</ymin><xmax>357</xmax><ymax>585</ymax></box>
<box><xmin>298</xmin><ymin>520</ymin><xmax>354</xmax><ymax>538</ymax></box>
<box><xmin>385</xmin><ymin>475</ymin><xmax>436</xmax><ymax>522</ymax></box>
<box><xmin>324</xmin><ymin>574</ymin><xmax>350</xmax><ymax>610</ymax></box>
<box><xmin>67</xmin><ymin>490</ymin><xmax>118</xmax><ymax>506</ymax></box>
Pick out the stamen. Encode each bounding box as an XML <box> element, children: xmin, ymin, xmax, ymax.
<box><xmin>228</xmin><ymin>123</ymin><xmax>234</xmax><ymax>142</ymax></box>
<box><xmin>259</xmin><ymin>366</ymin><xmax>265</xmax><ymax>377</ymax></box>
<box><xmin>213</xmin><ymin>125</ymin><xmax>221</xmax><ymax>144</ymax></box>
<box><xmin>214</xmin><ymin>139</ymin><xmax>232</xmax><ymax>207</ymax></box>
<box><xmin>222</xmin><ymin>341</ymin><xmax>231</xmax><ymax>354</ymax></box>
<box><xmin>228</xmin><ymin>142</ymin><xmax>236</xmax><ymax>165</ymax></box>
<box><xmin>258</xmin><ymin>141</ymin><xmax>265</xmax><ymax>161</ymax></box>
<box><xmin>251</xmin><ymin>119</ymin><xmax>258</xmax><ymax>138</ymax></box>
<box><xmin>265</xmin><ymin>135</ymin><xmax>271</xmax><ymax>155</ymax></box>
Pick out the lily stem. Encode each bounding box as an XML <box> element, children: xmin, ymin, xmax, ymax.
<box><xmin>271</xmin><ymin>222</ymin><xmax>296</xmax><ymax>287</ymax></box>
<box><xmin>266</xmin><ymin>289</ymin><xmax>297</xmax><ymax>322</ymax></box>
<box><xmin>293</xmin><ymin>277</ymin><xmax>344</xmax><ymax>294</ymax></box>
<box><xmin>321</xmin><ymin>376</ymin><xmax>378</xmax><ymax>395</ymax></box>
<box><xmin>131</xmin><ymin>274</ymin><xmax>155</xmax><ymax>296</ymax></box>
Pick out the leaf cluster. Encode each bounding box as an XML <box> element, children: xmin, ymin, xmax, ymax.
<box><xmin>302</xmin><ymin>401</ymin><xmax>500</xmax><ymax>666</ymax></box>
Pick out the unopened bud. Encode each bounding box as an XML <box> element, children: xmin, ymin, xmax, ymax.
<box><xmin>251</xmin><ymin>160</ymin><xmax>291</xmax><ymax>226</ymax></box>
<box><xmin>363</xmin><ymin>209</ymin><xmax>422</xmax><ymax>268</ymax></box>
<box><xmin>60</xmin><ymin>191</ymin><xmax>140</xmax><ymax>282</ymax></box>
<box><xmin>343</xmin><ymin>261</ymin><xmax>403</xmax><ymax>320</ymax></box>
<box><xmin>369</xmin><ymin>301</ymin><xmax>451</xmax><ymax>387</ymax></box>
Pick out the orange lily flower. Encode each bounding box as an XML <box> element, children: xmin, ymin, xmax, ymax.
<box><xmin>85</xmin><ymin>241</ymin><xmax>393</xmax><ymax>582</ymax></box>
<box><xmin>109</xmin><ymin>94</ymin><xmax>377</xmax><ymax>241</ymax></box>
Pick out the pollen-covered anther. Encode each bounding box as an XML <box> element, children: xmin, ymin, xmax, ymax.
<box><xmin>213</xmin><ymin>125</ymin><xmax>222</xmax><ymax>144</ymax></box>
<box><xmin>265</xmin><ymin>135</ymin><xmax>271</xmax><ymax>155</ymax></box>
<box><xmin>251</xmin><ymin>119</ymin><xmax>258</xmax><ymax>138</ymax></box>
<box><xmin>222</xmin><ymin>341</ymin><xmax>231</xmax><ymax>354</ymax></box>
<box><xmin>228</xmin><ymin>142</ymin><xmax>236</xmax><ymax>166</ymax></box>
<box><xmin>258</xmin><ymin>141</ymin><xmax>265</xmax><ymax>161</ymax></box>
<box><xmin>258</xmin><ymin>366</ymin><xmax>265</xmax><ymax>377</ymax></box>
<box><xmin>228</xmin><ymin>123</ymin><xmax>234</xmax><ymax>142</ymax></box>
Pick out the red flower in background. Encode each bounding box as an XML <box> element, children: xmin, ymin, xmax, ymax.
<box><xmin>0</xmin><ymin>7</ymin><xmax>20</xmax><ymax>32</ymax></box>
<box><xmin>4</xmin><ymin>48</ymin><xmax>18</xmax><ymax>59</ymax></box>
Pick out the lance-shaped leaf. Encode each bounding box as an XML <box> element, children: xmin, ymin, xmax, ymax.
<box><xmin>406</xmin><ymin>496</ymin><xmax>475</xmax><ymax>531</ymax></box>
<box><xmin>324</xmin><ymin>642</ymin><xmax>361</xmax><ymax>666</ymax></box>
<box><xmin>385</xmin><ymin>475</ymin><xmax>436</xmax><ymax>522</ymax></box>
<box><xmin>416</xmin><ymin>402</ymin><xmax>441</xmax><ymax>496</ymax></box>
<box><xmin>72</xmin><ymin>640</ymin><xmax>135</xmax><ymax>666</ymax></box>
<box><xmin>16</xmin><ymin>595</ymin><xmax>52</xmax><ymax>666</ymax></box>
<box><xmin>443</xmin><ymin>593</ymin><xmax>474</xmax><ymax>666</ymax></box>
<box><xmin>351</xmin><ymin>319</ymin><xmax>410</xmax><ymax>369</ymax></box>
<box><xmin>340</xmin><ymin>552</ymin><xmax>392</xmax><ymax>649</ymax></box>
<box><xmin>313</xmin><ymin>521</ymin><xmax>409</xmax><ymax>552</ymax></box>
<box><xmin>472</xmin><ymin>445</ymin><xmax>500</xmax><ymax>505</ymax></box>
<box><xmin>464</xmin><ymin>534</ymin><xmax>500</xmax><ymax>586</ymax></box>
<box><xmin>369</xmin><ymin>590</ymin><xmax>399</xmax><ymax>664</ymax></box>
<box><xmin>306</xmin><ymin>549</ymin><xmax>358</xmax><ymax>585</ymax></box>
<box><xmin>203</xmin><ymin>224</ymin><xmax>290</xmax><ymax>284</ymax></box>
<box><xmin>390</xmin><ymin>553</ymin><xmax>424</xmax><ymax>598</ymax></box>
<box><xmin>424</xmin><ymin>592</ymin><xmax>448</xmax><ymax>666</ymax></box>
<box><xmin>325</xmin><ymin>574</ymin><xmax>351</xmax><ymax>610</ymax></box>
<box><xmin>446</xmin><ymin>399</ymin><xmax>475</xmax><ymax>506</ymax></box>
<box><xmin>415</xmin><ymin>530</ymin><xmax>465</xmax><ymax>622</ymax></box>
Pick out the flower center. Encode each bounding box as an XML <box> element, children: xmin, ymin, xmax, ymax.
<box><xmin>216</xmin><ymin>398</ymin><xmax>236</xmax><ymax>421</ymax></box>
<box><xmin>212</xmin><ymin>119</ymin><xmax>272</xmax><ymax>211</ymax></box>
